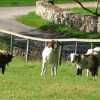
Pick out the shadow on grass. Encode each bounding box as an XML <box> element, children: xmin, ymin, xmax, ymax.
<box><xmin>39</xmin><ymin>23</ymin><xmax>100</xmax><ymax>38</ymax></box>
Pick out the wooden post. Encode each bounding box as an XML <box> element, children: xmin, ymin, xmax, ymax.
<box><xmin>58</xmin><ymin>44</ymin><xmax>62</xmax><ymax>66</ymax></box>
<box><xmin>45</xmin><ymin>41</ymin><xmax>47</xmax><ymax>47</ymax></box>
<box><xmin>75</xmin><ymin>42</ymin><xmax>78</xmax><ymax>54</ymax></box>
<box><xmin>91</xmin><ymin>42</ymin><xmax>93</xmax><ymax>49</ymax></box>
<box><xmin>10</xmin><ymin>35</ymin><xmax>13</xmax><ymax>54</ymax></box>
<box><xmin>26</xmin><ymin>39</ymin><xmax>29</xmax><ymax>62</ymax></box>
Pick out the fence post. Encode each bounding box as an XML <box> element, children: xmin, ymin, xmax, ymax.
<box><xmin>75</xmin><ymin>41</ymin><xmax>78</xmax><ymax>54</ymax></box>
<box><xmin>10</xmin><ymin>35</ymin><xmax>13</xmax><ymax>54</ymax></box>
<box><xmin>58</xmin><ymin>43</ymin><xmax>62</xmax><ymax>65</ymax></box>
<box><xmin>45</xmin><ymin>41</ymin><xmax>47</xmax><ymax>47</ymax></box>
<box><xmin>91</xmin><ymin>42</ymin><xmax>93</xmax><ymax>49</ymax></box>
<box><xmin>26</xmin><ymin>39</ymin><xmax>29</xmax><ymax>62</ymax></box>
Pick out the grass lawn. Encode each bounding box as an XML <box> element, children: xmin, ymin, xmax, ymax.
<box><xmin>16</xmin><ymin>12</ymin><xmax>100</xmax><ymax>38</ymax></box>
<box><xmin>16</xmin><ymin>12</ymin><xmax>50</xmax><ymax>28</ymax></box>
<box><xmin>0</xmin><ymin>0</ymin><xmax>97</xmax><ymax>6</ymax></box>
<box><xmin>0</xmin><ymin>57</ymin><xmax>100</xmax><ymax>100</ymax></box>
<box><xmin>0</xmin><ymin>0</ymin><xmax>37</xmax><ymax>6</ymax></box>
<box><xmin>67</xmin><ymin>7</ymin><xmax>100</xmax><ymax>15</ymax></box>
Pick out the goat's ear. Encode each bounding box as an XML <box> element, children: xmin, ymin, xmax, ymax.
<box><xmin>59</xmin><ymin>42</ymin><xmax>62</xmax><ymax>46</ymax></box>
<box><xmin>57</xmin><ymin>41</ymin><xmax>61</xmax><ymax>46</ymax></box>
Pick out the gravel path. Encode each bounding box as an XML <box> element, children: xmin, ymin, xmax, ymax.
<box><xmin>0</xmin><ymin>6</ymin><xmax>35</xmax><ymax>19</ymax></box>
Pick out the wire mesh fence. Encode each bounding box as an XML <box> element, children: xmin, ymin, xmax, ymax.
<box><xmin>0</xmin><ymin>29</ymin><xmax>100</xmax><ymax>62</ymax></box>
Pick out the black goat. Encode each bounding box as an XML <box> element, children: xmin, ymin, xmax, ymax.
<box><xmin>0</xmin><ymin>52</ymin><xmax>13</xmax><ymax>74</ymax></box>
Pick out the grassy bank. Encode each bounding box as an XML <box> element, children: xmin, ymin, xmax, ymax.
<box><xmin>16</xmin><ymin>12</ymin><xmax>100</xmax><ymax>38</ymax></box>
<box><xmin>0</xmin><ymin>57</ymin><xmax>100</xmax><ymax>100</ymax></box>
<box><xmin>16</xmin><ymin>12</ymin><xmax>50</xmax><ymax>28</ymax></box>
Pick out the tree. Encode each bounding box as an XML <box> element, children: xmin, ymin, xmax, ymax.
<box><xmin>73</xmin><ymin>0</ymin><xmax>100</xmax><ymax>16</ymax></box>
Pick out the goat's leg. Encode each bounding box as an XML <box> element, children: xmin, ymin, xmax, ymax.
<box><xmin>90</xmin><ymin>68</ymin><xmax>98</xmax><ymax>80</ymax></box>
<box><xmin>51</xmin><ymin>64</ymin><xmax>54</xmax><ymax>76</ymax></box>
<box><xmin>41</xmin><ymin>61</ymin><xmax>46</xmax><ymax>76</ymax></box>
<box><xmin>86</xmin><ymin>69</ymin><xmax>89</xmax><ymax>77</ymax></box>
<box><xmin>54</xmin><ymin>64</ymin><xmax>57</xmax><ymax>76</ymax></box>
<box><xmin>51</xmin><ymin>64</ymin><xmax>57</xmax><ymax>76</ymax></box>
<box><xmin>90</xmin><ymin>67</ymin><xmax>98</xmax><ymax>77</ymax></box>
<box><xmin>41</xmin><ymin>61</ymin><xmax>45</xmax><ymax>76</ymax></box>
<box><xmin>43</xmin><ymin>64</ymin><xmax>47</xmax><ymax>75</ymax></box>
<box><xmin>76</xmin><ymin>64</ymin><xmax>82</xmax><ymax>75</ymax></box>
<box><xmin>2</xmin><ymin>65</ymin><xmax>5</xmax><ymax>75</ymax></box>
<box><xmin>77</xmin><ymin>68</ymin><xmax>82</xmax><ymax>75</ymax></box>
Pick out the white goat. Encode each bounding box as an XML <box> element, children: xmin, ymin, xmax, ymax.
<box><xmin>41</xmin><ymin>40</ymin><xmax>60</xmax><ymax>76</ymax></box>
<box><xmin>85</xmin><ymin>47</ymin><xmax>100</xmax><ymax>76</ymax></box>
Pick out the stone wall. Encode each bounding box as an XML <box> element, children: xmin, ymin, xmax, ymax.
<box><xmin>97</xmin><ymin>17</ymin><xmax>100</xmax><ymax>32</ymax></box>
<box><xmin>36</xmin><ymin>1</ymin><xmax>100</xmax><ymax>32</ymax></box>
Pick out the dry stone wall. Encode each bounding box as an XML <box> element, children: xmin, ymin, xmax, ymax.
<box><xmin>36</xmin><ymin>1</ymin><xmax>100</xmax><ymax>32</ymax></box>
<box><xmin>97</xmin><ymin>17</ymin><xmax>100</xmax><ymax>32</ymax></box>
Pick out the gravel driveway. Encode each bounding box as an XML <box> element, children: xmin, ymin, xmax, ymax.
<box><xmin>0</xmin><ymin>6</ymin><xmax>35</xmax><ymax>33</ymax></box>
<box><xmin>0</xmin><ymin>6</ymin><xmax>34</xmax><ymax>19</ymax></box>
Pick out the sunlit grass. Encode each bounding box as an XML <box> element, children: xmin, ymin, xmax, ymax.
<box><xmin>0</xmin><ymin>57</ymin><xmax>100</xmax><ymax>100</ymax></box>
<box><xmin>16</xmin><ymin>12</ymin><xmax>50</xmax><ymax>28</ymax></box>
<box><xmin>0</xmin><ymin>0</ymin><xmax>97</xmax><ymax>6</ymax></box>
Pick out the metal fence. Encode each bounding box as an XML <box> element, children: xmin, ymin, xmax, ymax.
<box><xmin>0</xmin><ymin>29</ymin><xmax>100</xmax><ymax>62</ymax></box>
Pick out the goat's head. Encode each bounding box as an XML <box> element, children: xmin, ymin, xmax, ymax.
<box><xmin>70</xmin><ymin>53</ymin><xmax>81</xmax><ymax>63</ymax></box>
<box><xmin>48</xmin><ymin>40</ymin><xmax>58</xmax><ymax>49</ymax></box>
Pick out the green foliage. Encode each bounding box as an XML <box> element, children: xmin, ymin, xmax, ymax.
<box><xmin>55</xmin><ymin>0</ymin><xmax>73</xmax><ymax>3</ymax></box>
<box><xmin>16</xmin><ymin>12</ymin><xmax>100</xmax><ymax>38</ymax></box>
<box><xmin>0</xmin><ymin>57</ymin><xmax>100</xmax><ymax>100</ymax></box>
<box><xmin>67</xmin><ymin>7</ymin><xmax>100</xmax><ymax>15</ymax></box>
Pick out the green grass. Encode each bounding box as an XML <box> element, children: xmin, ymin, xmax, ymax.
<box><xmin>0</xmin><ymin>0</ymin><xmax>37</xmax><ymax>6</ymax></box>
<box><xmin>16</xmin><ymin>12</ymin><xmax>100</xmax><ymax>38</ymax></box>
<box><xmin>67</xmin><ymin>7</ymin><xmax>100</xmax><ymax>15</ymax></box>
<box><xmin>0</xmin><ymin>0</ymin><xmax>97</xmax><ymax>6</ymax></box>
<box><xmin>1</xmin><ymin>57</ymin><xmax>100</xmax><ymax>100</ymax></box>
<box><xmin>16</xmin><ymin>12</ymin><xmax>50</xmax><ymax>28</ymax></box>
<box><xmin>55</xmin><ymin>0</ymin><xmax>97</xmax><ymax>4</ymax></box>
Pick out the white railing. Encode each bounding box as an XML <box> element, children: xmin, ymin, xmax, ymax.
<box><xmin>0</xmin><ymin>29</ymin><xmax>100</xmax><ymax>42</ymax></box>
<box><xmin>0</xmin><ymin>28</ymin><xmax>100</xmax><ymax>62</ymax></box>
